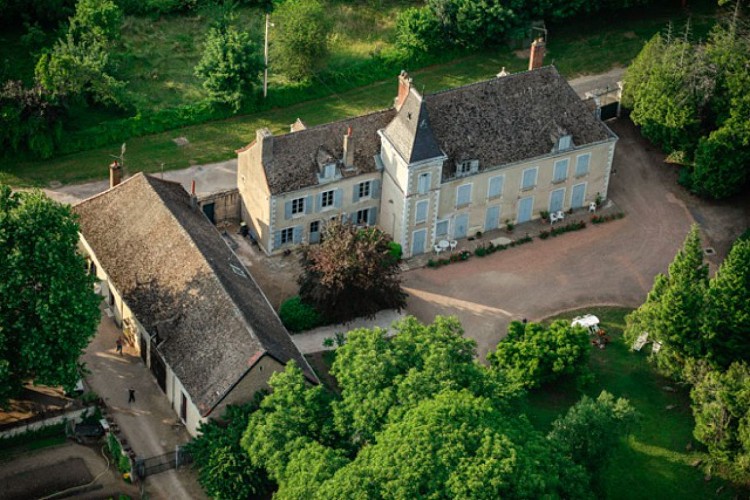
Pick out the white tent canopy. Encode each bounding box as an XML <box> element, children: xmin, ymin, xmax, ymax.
<box><xmin>572</xmin><ymin>314</ymin><xmax>600</xmax><ymax>329</ymax></box>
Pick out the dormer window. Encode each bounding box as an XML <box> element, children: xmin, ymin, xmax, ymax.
<box><xmin>322</xmin><ymin>163</ymin><xmax>336</xmax><ymax>179</ymax></box>
<box><xmin>558</xmin><ymin>135</ymin><xmax>572</xmax><ymax>151</ymax></box>
<box><xmin>457</xmin><ymin>160</ymin><xmax>479</xmax><ymax>176</ymax></box>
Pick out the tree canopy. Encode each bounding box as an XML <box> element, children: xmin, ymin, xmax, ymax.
<box><xmin>0</xmin><ymin>186</ymin><xmax>100</xmax><ymax>403</ymax></box>
<box><xmin>270</xmin><ymin>0</ymin><xmax>332</xmax><ymax>81</ymax></box>
<box><xmin>488</xmin><ymin>319</ymin><xmax>591</xmax><ymax>388</ymax></box>
<box><xmin>298</xmin><ymin>220</ymin><xmax>407</xmax><ymax>324</ymax></box>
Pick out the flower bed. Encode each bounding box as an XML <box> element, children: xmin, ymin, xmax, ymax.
<box><xmin>427</xmin><ymin>250</ymin><xmax>472</xmax><ymax>268</ymax></box>
<box><xmin>591</xmin><ymin>212</ymin><xmax>625</xmax><ymax>224</ymax></box>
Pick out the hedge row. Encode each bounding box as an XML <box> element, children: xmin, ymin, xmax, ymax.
<box><xmin>59</xmin><ymin>46</ymin><xmax>461</xmax><ymax>157</ymax></box>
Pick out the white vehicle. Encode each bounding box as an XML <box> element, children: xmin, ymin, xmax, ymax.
<box><xmin>571</xmin><ymin>314</ymin><xmax>602</xmax><ymax>335</ymax></box>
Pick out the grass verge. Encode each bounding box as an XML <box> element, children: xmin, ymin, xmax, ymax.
<box><xmin>518</xmin><ymin>306</ymin><xmax>740</xmax><ymax>499</ymax></box>
<box><xmin>0</xmin><ymin>423</ymin><xmax>67</xmax><ymax>461</ymax></box>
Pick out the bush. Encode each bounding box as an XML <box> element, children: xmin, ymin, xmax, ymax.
<box><xmin>279</xmin><ymin>296</ymin><xmax>323</xmax><ymax>333</ymax></box>
<box><xmin>388</xmin><ymin>242</ymin><xmax>403</xmax><ymax>262</ymax></box>
<box><xmin>539</xmin><ymin>230</ymin><xmax>551</xmax><ymax>239</ymax></box>
<box><xmin>474</xmin><ymin>246</ymin><xmax>487</xmax><ymax>257</ymax></box>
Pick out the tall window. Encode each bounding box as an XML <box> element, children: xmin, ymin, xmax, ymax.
<box><xmin>321</xmin><ymin>190</ymin><xmax>334</xmax><ymax>208</ymax></box>
<box><xmin>488</xmin><ymin>175</ymin><xmax>504</xmax><ymax>199</ymax></box>
<box><xmin>456</xmin><ymin>184</ymin><xmax>472</xmax><ymax>207</ymax></box>
<box><xmin>417</xmin><ymin>172</ymin><xmax>431</xmax><ymax>195</ymax></box>
<box><xmin>291</xmin><ymin>197</ymin><xmax>305</xmax><ymax>215</ymax></box>
<box><xmin>310</xmin><ymin>220</ymin><xmax>319</xmax><ymax>234</ymax></box>
<box><xmin>358</xmin><ymin>181</ymin><xmax>371</xmax><ymax>199</ymax></box>
<box><xmin>575</xmin><ymin>153</ymin><xmax>590</xmax><ymax>176</ymax></box>
<box><xmin>415</xmin><ymin>200</ymin><xmax>428</xmax><ymax>223</ymax></box>
<box><xmin>435</xmin><ymin>219</ymin><xmax>449</xmax><ymax>236</ymax></box>
<box><xmin>553</xmin><ymin>159</ymin><xmax>569</xmax><ymax>183</ymax></box>
<box><xmin>356</xmin><ymin>208</ymin><xmax>370</xmax><ymax>225</ymax></box>
<box><xmin>521</xmin><ymin>168</ymin><xmax>537</xmax><ymax>190</ymax></box>
<box><xmin>280</xmin><ymin>227</ymin><xmax>294</xmax><ymax>244</ymax></box>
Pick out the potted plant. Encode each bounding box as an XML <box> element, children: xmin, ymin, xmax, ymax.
<box><xmin>539</xmin><ymin>210</ymin><xmax>550</xmax><ymax>222</ymax></box>
<box><xmin>505</xmin><ymin>219</ymin><xmax>515</xmax><ymax>232</ymax></box>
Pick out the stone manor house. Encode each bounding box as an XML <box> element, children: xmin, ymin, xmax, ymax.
<box><xmin>237</xmin><ymin>48</ymin><xmax>617</xmax><ymax>258</ymax></box>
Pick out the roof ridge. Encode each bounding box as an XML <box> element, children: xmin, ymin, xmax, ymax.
<box><xmin>73</xmin><ymin>171</ymin><xmax>146</xmax><ymax>208</ymax></box>
<box><xmin>276</xmin><ymin>107</ymin><xmax>394</xmax><ymax>140</ymax></box>
<box><xmin>424</xmin><ymin>65</ymin><xmax>560</xmax><ymax>99</ymax></box>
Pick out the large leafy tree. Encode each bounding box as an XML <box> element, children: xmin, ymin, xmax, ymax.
<box><xmin>625</xmin><ymin>225</ymin><xmax>708</xmax><ymax>378</ymax></box>
<box><xmin>185</xmin><ymin>399</ymin><xmax>272</xmax><ymax>499</ymax></box>
<box><xmin>195</xmin><ymin>16</ymin><xmax>262</xmax><ymax>112</ymax></box>
<box><xmin>689</xmin><ymin>361</ymin><xmax>750</xmax><ymax>474</ymax></box>
<box><xmin>0</xmin><ymin>80</ymin><xmax>64</xmax><ymax>159</ymax></box>
<box><xmin>270</xmin><ymin>0</ymin><xmax>332</xmax><ymax>81</ymax></box>
<box><xmin>298</xmin><ymin>220</ymin><xmax>406</xmax><ymax>324</ymax></box>
<box><xmin>488</xmin><ymin>319</ymin><xmax>591</xmax><ymax>388</ymax></box>
<box><xmin>0</xmin><ymin>186</ymin><xmax>100</xmax><ymax>403</ymax></box>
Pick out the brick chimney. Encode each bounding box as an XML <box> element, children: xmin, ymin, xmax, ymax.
<box><xmin>395</xmin><ymin>70</ymin><xmax>412</xmax><ymax>111</ymax></box>
<box><xmin>256</xmin><ymin>128</ymin><xmax>274</xmax><ymax>165</ymax></box>
<box><xmin>190</xmin><ymin>179</ymin><xmax>198</xmax><ymax>210</ymax></box>
<box><xmin>529</xmin><ymin>38</ymin><xmax>546</xmax><ymax>71</ymax></box>
<box><xmin>343</xmin><ymin>126</ymin><xmax>354</xmax><ymax>168</ymax></box>
<box><xmin>109</xmin><ymin>161</ymin><xmax>122</xmax><ymax>189</ymax></box>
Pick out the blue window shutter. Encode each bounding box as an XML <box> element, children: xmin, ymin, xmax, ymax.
<box><xmin>305</xmin><ymin>195</ymin><xmax>313</xmax><ymax>214</ymax></box>
<box><xmin>315</xmin><ymin>193</ymin><xmax>321</xmax><ymax>212</ymax></box>
<box><xmin>554</xmin><ymin>160</ymin><xmax>568</xmax><ymax>182</ymax></box>
<box><xmin>368</xmin><ymin>207</ymin><xmax>377</xmax><ymax>225</ymax></box>
<box><xmin>284</xmin><ymin>201</ymin><xmax>292</xmax><ymax>219</ymax></box>
<box><xmin>457</xmin><ymin>185</ymin><xmax>471</xmax><ymax>206</ymax></box>
<box><xmin>489</xmin><ymin>176</ymin><xmax>503</xmax><ymax>198</ymax></box>
<box><xmin>293</xmin><ymin>226</ymin><xmax>302</xmax><ymax>244</ymax></box>
<box><xmin>334</xmin><ymin>189</ymin><xmax>342</xmax><ymax>208</ymax></box>
<box><xmin>371</xmin><ymin>179</ymin><xmax>381</xmax><ymax>198</ymax></box>
<box><xmin>273</xmin><ymin>231</ymin><xmax>282</xmax><ymax>249</ymax></box>
<box><xmin>576</xmin><ymin>154</ymin><xmax>590</xmax><ymax>176</ymax></box>
<box><xmin>522</xmin><ymin>169</ymin><xmax>536</xmax><ymax>189</ymax></box>
<box><xmin>353</xmin><ymin>184</ymin><xmax>360</xmax><ymax>203</ymax></box>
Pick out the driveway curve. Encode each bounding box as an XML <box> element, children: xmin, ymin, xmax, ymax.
<box><xmin>402</xmin><ymin>119</ymin><xmax>747</xmax><ymax>361</ymax></box>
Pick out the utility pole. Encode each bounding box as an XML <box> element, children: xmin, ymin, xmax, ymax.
<box><xmin>264</xmin><ymin>12</ymin><xmax>270</xmax><ymax>98</ymax></box>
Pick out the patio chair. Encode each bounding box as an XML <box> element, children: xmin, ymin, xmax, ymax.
<box><xmin>555</xmin><ymin>210</ymin><xmax>565</xmax><ymax>221</ymax></box>
<box><xmin>550</xmin><ymin>212</ymin><xmax>559</xmax><ymax>224</ymax></box>
<box><xmin>449</xmin><ymin>240</ymin><xmax>457</xmax><ymax>251</ymax></box>
<box><xmin>434</xmin><ymin>245</ymin><xmax>443</xmax><ymax>254</ymax></box>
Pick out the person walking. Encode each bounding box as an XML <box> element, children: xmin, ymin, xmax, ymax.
<box><xmin>128</xmin><ymin>388</ymin><xmax>135</xmax><ymax>404</ymax></box>
<box><xmin>116</xmin><ymin>338</ymin><xmax>123</xmax><ymax>356</ymax></box>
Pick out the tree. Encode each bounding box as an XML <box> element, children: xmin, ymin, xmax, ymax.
<box><xmin>548</xmin><ymin>391</ymin><xmax>638</xmax><ymax>491</ymax></box>
<box><xmin>488</xmin><ymin>319</ymin><xmax>591</xmax><ymax>388</ymax></box>
<box><xmin>0</xmin><ymin>80</ymin><xmax>64</xmax><ymax>159</ymax></box>
<box><xmin>317</xmin><ymin>390</ymin><xmax>592</xmax><ymax>500</ymax></box>
<box><xmin>689</xmin><ymin>361</ymin><xmax>750</xmax><ymax>474</ymax></box>
<box><xmin>625</xmin><ymin>225</ymin><xmax>708</xmax><ymax>379</ymax></box>
<box><xmin>186</xmin><ymin>399</ymin><xmax>272</xmax><ymax>499</ymax></box>
<box><xmin>68</xmin><ymin>0</ymin><xmax>122</xmax><ymax>45</ymax></box>
<box><xmin>0</xmin><ymin>186</ymin><xmax>101</xmax><ymax>403</ymax></box>
<box><xmin>298</xmin><ymin>221</ymin><xmax>406</xmax><ymax>324</ymax></box>
<box><xmin>195</xmin><ymin>20</ymin><xmax>262</xmax><ymax>112</ymax></box>
<box><xmin>270</xmin><ymin>0</ymin><xmax>332</xmax><ymax>81</ymax></box>
<box><xmin>426</xmin><ymin>0</ymin><xmax>518</xmax><ymax>50</ymax></box>
<box><xmin>702</xmin><ymin>239</ymin><xmax>750</xmax><ymax>369</ymax></box>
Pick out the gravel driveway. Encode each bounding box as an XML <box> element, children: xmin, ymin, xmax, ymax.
<box><xmin>403</xmin><ymin>119</ymin><xmax>750</xmax><ymax>361</ymax></box>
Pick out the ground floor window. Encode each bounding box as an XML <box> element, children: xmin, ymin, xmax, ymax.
<box><xmin>435</xmin><ymin>219</ymin><xmax>449</xmax><ymax>236</ymax></box>
<box><xmin>356</xmin><ymin>208</ymin><xmax>370</xmax><ymax>225</ymax></box>
<box><xmin>280</xmin><ymin>227</ymin><xmax>294</xmax><ymax>244</ymax></box>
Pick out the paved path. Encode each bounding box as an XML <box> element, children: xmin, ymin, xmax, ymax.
<box><xmin>291</xmin><ymin>309</ymin><xmax>405</xmax><ymax>354</ymax></box>
<box><xmin>82</xmin><ymin>308</ymin><xmax>208</xmax><ymax>500</ymax></box>
<box><xmin>402</xmin><ymin>119</ymin><xmax>749</xmax><ymax>361</ymax></box>
<box><xmin>42</xmin><ymin>70</ymin><xmax>625</xmax><ymax>205</ymax></box>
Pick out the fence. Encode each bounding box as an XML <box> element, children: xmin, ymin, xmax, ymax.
<box><xmin>134</xmin><ymin>445</ymin><xmax>193</xmax><ymax>479</ymax></box>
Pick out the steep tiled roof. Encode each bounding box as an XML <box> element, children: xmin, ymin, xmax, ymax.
<box><xmin>382</xmin><ymin>90</ymin><xmax>444</xmax><ymax>163</ymax></box>
<box><xmin>74</xmin><ymin>174</ymin><xmax>317</xmax><ymax>416</ymax></box>
<box><xmin>423</xmin><ymin>66</ymin><xmax>614</xmax><ymax>177</ymax></box>
<box><xmin>263</xmin><ymin>109</ymin><xmax>395</xmax><ymax>195</ymax></box>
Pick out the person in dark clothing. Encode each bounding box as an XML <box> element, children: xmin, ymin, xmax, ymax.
<box><xmin>116</xmin><ymin>338</ymin><xmax>123</xmax><ymax>355</ymax></box>
<box><xmin>128</xmin><ymin>389</ymin><xmax>135</xmax><ymax>403</ymax></box>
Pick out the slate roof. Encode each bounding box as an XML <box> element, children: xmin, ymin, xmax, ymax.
<box><xmin>74</xmin><ymin>174</ymin><xmax>317</xmax><ymax>416</ymax></box>
<box><xmin>382</xmin><ymin>91</ymin><xmax>444</xmax><ymax>163</ymax></box>
<box><xmin>421</xmin><ymin>66</ymin><xmax>615</xmax><ymax>178</ymax></box>
<box><xmin>262</xmin><ymin>109</ymin><xmax>395</xmax><ymax>195</ymax></box>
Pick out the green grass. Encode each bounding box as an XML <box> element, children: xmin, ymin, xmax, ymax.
<box><xmin>0</xmin><ymin>0</ymin><xmax>723</xmax><ymax>187</ymax></box>
<box><xmin>516</xmin><ymin>307</ymin><xmax>741</xmax><ymax>499</ymax></box>
<box><xmin>0</xmin><ymin>423</ymin><xmax>67</xmax><ymax>461</ymax></box>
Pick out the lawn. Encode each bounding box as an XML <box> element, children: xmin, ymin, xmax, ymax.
<box><xmin>0</xmin><ymin>0</ymin><xmax>722</xmax><ymax>187</ymax></box>
<box><xmin>516</xmin><ymin>307</ymin><xmax>740</xmax><ymax>499</ymax></box>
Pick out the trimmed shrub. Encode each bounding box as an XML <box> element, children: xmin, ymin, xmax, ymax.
<box><xmin>279</xmin><ymin>296</ymin><xmax>323</xmax><ymax>333</ymax></box>
<box><xmin>388</xmin><ymin>242</ymin><xmax>403</xmax><ymax>262</ymax></box>
<box><xmin>539</xmin><ymin>230</ymin><xmax>550</xmax><ymax>239</ymax></box>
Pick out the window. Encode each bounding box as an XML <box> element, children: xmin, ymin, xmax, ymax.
<box><xmin>553</xmin><ymin>159</ymin><xmax>569</xmax><ymax>183</ymax></box>
<box><xmin>310</xmin><ymin>220</ymin><xmax>319</xmax><ymax>233</ymax></box>
<box><xmin>558</xmin><ymin>135</ymin><xmax>572</xmax><ymax>151</ymax></box>
<box><xmin>291</xmin><ymin>197</ymin><xmax>305</xmax><ymax>215</ymax></box>
<box><xmin>457</xmin><ymin>160</ymin><xmax>479</xmax><ymax>176</ymax></box>
<box><xmin>415</xmin><ymin>200</ymin><xmax>428</xmax><ymax>223</ymax></box>
<box><xmin>280</xmin><ymin>227</ymin><xmax>294</xmax><ymax>244</ymax></box>
<box><xmin>356</xmin><ymin>208</ymin><xmax>370</xmax><ymax>225</ymax></box>
<box><xmin>575</xmin><ymin>153</ymin><xmax>590</xmax><ymax>177</ymax></box>
<box><xmin>323</xmin><ymin>163</ymin><xmax>335</xmax><ymax>179</ymax></box>
<box><xmin>521</xmin><ymin>168</ymin><xmax>537</xmax><ymax>190</ymax></box>
<box><xmin>456</xmin><ymin>184</ymin><xmax>472</xmax><ymax>207</ymax></box>
<box><xmin>488</xmin><ymin>176</ymin><xmax>504</xmax><ymax>199</ymax></box>
<box><xmin>435</xmin><ymin>219</ymin><xmax>449</xmax><ymax>236</ymax></box>
<box><xmin>358</xmin><ymin>181</ymin><xmax>371</xmax><ymax>199</ymax></box>
<box><xmin>417</xmin><ymin>172</ymin><xmax>431</xmax><ymax>195</ymax></box>
<box><xmin>321</xmin><ymin>190</ymin><xmax>334</xmax><ymax>208</ymax></box>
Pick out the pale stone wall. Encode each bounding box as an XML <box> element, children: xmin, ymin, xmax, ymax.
<box><xmin>210</xmin><ymin>355</ymin><xmax>285</xmax><ymax>419</ymax></box>
<box><xmin>237</xmin><ymin>145</ymin><xmax>272</xmax><ymax>253</ymax></box>
<box><xmin>198</xmin><ymin>188</ymin><xmax>241</xmax><ymax>225</ymax></box>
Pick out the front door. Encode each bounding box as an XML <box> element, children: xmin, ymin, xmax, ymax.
<box><xmin>571</xmin><ymin>183</ymin><xmax>586</xmax><ymax>209</ymax></box>
<box><xmin>454</xmin><ymin>213</ymin><xmax>469</xmax><ymax>239</ymax></box>
<box><xmin>411</xmin><ymin>229</ymin><xmax>426</xmax><ymax>256</ymax></box>
<box><xmin>517</xmin><ymin>196</ymin><xmax>533</xmax><ymax>223</ymax></box>
<box><xmin>202</xmin><ymin>203</ymin><xmax>215</xmax><ymax>224</ymax></box>
<box><xmin>549</xmin><ymin>188</ymin><xmax>565</xmax><ymax>213</ymax></box>
<box><xmin>485</xmin><ymin>206</ymin><xmax>500</xmax><ymax>232</ymax></box>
